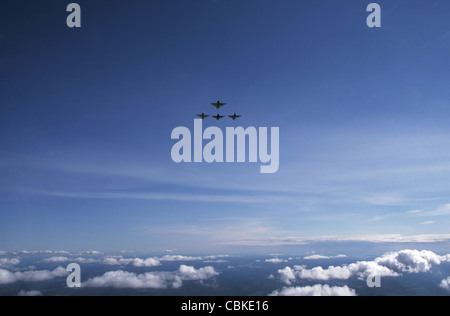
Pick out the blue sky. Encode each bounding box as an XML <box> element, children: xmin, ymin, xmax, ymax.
<box><xmin>1</xmin><ymin>0</ymin><xmax>450</xmax><ymax>253</ymax></box>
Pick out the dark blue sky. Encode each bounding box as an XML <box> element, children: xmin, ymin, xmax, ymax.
<box><xmin>1</xmin><ymin>0</ymin><xmax>450</xmax><ymax>252</ymax></box>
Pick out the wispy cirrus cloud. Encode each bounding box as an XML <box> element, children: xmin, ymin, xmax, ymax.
<box><xmin>364</xmin><ymin>194</ymin><xmax>418</xmax><ymax>206</ymax></box>
<box><xmin>414</xmin><ymin>204</ymin><xmax>450</xmax><ymax>217</ymax></box>
<box><xmin>146</xmin><ymin>216</ymin><xmax>450</xmax><ymax>247</ymax></box>
<box><xmin>27</xmin><ymin>189</ymin><xmax>298</xmax><ymax>205</ymax></box>
<box><xmin>226</xmin><ymin>234</ymin><xmax>450</xmax><ymax>246</ymax></box>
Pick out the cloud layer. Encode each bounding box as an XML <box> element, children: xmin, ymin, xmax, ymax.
<box><xmin>0</xmin><ymin>267</ymin><xmax>66</xmax><ymax>285</ymax></box>
<box><xmin>265</xmin><ymin>258</ymin><xmax>288</xmax><ymax>264</ymax></box>
<box><xmin>278</xmin><ymin>250</ymin><xmax>450</xmax><ymax>284</ymax></box>
<box><xmin>40</xmin><ymin>254</ymin><xmax>229</xmax><ymax>266</ymax></box>
<box><xmin>303</xmin><ymin>254</ymin><xmax>347</xmax><ymax>260</ymax></box>
<box><xmin>84</xmin><ymin>265</ymin><xmax>218</xmax><ymax>289</ymax></box>
<box><xmin>0</xmin><ymin>258</ymin><xmax>20</xmax><ymax>268</ymax></box>
<box><xmin>18</xmin><ymin>290</ymin><xmax>43</xmax><ymax>296</ymax></box>
<box><xmin>100</xmin><ymin>256</ymin><xmax>161</xmax><ymax>267</ymax></box>
<box><xmin>270</xmin><ymin>285</ymin><xmax>357</xmax><ymax>296</ymax></box>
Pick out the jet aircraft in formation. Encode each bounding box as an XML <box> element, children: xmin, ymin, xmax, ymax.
<box><xmin>196</xmin><ymin>100</ymin><xmax>241</xmax><ymax>121</ymax></box>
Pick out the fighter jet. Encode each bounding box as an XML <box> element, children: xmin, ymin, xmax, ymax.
<box><xmin>197</xmin><ymin>113</ymin><xmax>209</xmax><ymax>120</ymax></box>
<box><xmin>211</xmin><ymin>100</ymin><xmax>226</xmax><ymax>110</ymax></box>
<box><xmin>212</xmin><ymin>114</ymin><xmax>225</xmax><ymax>121</ymax></box>
<box><xmin>229</xmin><ymin>113</ymin><xmax>242</xmax><ymax>121</ymax></box>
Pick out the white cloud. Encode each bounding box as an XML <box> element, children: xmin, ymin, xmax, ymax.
<box><xmin>84</xmin><ymin>265</ymin><xmax>218</xmax><ymax>289</ymax></box>
<box><xmin>18</xmin><ymin>290</ymin><xmax>43</xmax><ymax>296</ymax></box>
<box><xmin>303</xmin><ymin>254</ymin><xmax>347</xmax><ymax>260</ymax></box>
<box><xmin>368</xmin><ymin>216</ymin><xmax>384</xmax><ymax>222</ymax></box>
<box><xmin>100</xmin><ymin>256</ymin><xmax>161</xmax><ymax>267</ymax></box>
<box><xmin>42</xmin><ymin>256</ymin><xmax>70</xmax><ymax>263</ymax></box>
<box><xmin>73</xmin><ymin>257</ymin><xmax>97</xmax><ymax>264</ymax></box>
<box><xmin>421</xmin><ymin>221</ymin><xmax>435</xmax><ymax>225</ymax></box>
<box><xmin>0</xmin><ymin>269</ymin><xmax>17</xmax><ymax>284</ymax></box>
<box><xmin>0</xmin><ymin>258</ymin><xmax>20</xmax><ymax>268</ymax></box>
<box><xmin>265</xmin><ymin>258</ymin><xmax>288</xmax><ymax>264</ymax></box>
<box><xmin>0</xmin><ymin>251</ymin><xmax>7</xmax><ymax>256</ymax></box>
<box><xmin>293</xmin><ymin>265</ymin><xmax>353</xmax><ymax>281</ymax></box>
<box><xmin>42</xmin><ymin>256</ymin><xmax>98</xmax><ymax>264</ymax></box>
<box><xmin>0</xmin><ymin>267</ymin><xmax>66</xmax><ymax>285</ymax></box>
<box><xmin>365</xmin><ymin>195</ymin><xmax>409</xmax><ymax>206</ymax></box>
<box><xmin>374</xmin><ymin>250</ymin><xmax>447</xmax><ymax>273</ymax></box>
<box><xmin>277</xmin><ymin>250</ymin><xmax>450</xmax><ymax>284</ymax></box>
<box><xmin>204</xmin><ymin>255</ymin><xmax>229</xmax><ymax>260</ymax></box>
<box><xmin>82</xmin><ymin>251</ymin><xmax>102</xmax><ymax>255</ymax></box>
<box><xmin>160</xmin><ymin>255</ymin><xmax>203</xmax><ymax>262</ymax></box>
<box><xmin>100</xmin><ymin>256</ymin><xmax>124</xmax><ymax>265</ymax></box>
<box><xmin>278</xmin><ymin>267</ymin><xmax>296</xmax><ymax>285</ymax></box>
<box><xmin>160</xmin><ymin>255</ymin><xmax>228</xmax><ymax>262</ymax></box>
<box><xmin>54</xmin><ymin>251</ymin><xmax>71</xmax><ymax>255</ymax></box>
<box><xmin>44</xmin><ymin>254</ymin><xmax>227</xmax><ymax>266</ymax></box>
<box><xmin>270</xmin><ymin>285</ymin><xmax>357</xmax><ymax>296</ymax></box>
<box><xmin>440</xmin><ymin>277</ymin><xmax>450</xmax><ymax>291</ymax></box>
<box><xmin>130</xmin><ymin>257</ymin><xmax>162</xmax><ymax>267</ymax></box>
<box><xmin>289</xmin><ymin>263</ymin><xmax>397</xmax><ymax>281</ymax></box>
<box><xmin>18</xmin><ymin>250</ymin><xmax>54</xmax><ymax>255</ymax></box>
<box><xmin>178</xmin><ymin>265</ymin><xmax>218</xmax><ymax>281</ymax></box>
<box><xmin>203</xmin><ymin>260</ymin><xmax>228</xmax><ymax>263</ymax></box>
<box><xmin>84</xmin><ymin>270</ymin><xmax>178</xmax><ymax>289</ymax></box>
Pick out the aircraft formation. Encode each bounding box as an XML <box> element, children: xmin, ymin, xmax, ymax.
<box><xmin>197</xmin><ymin>100</ymin><xmax>241</xmax><ymax>121</ymax></box>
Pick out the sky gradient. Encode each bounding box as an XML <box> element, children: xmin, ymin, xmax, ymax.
<box><xmin>1</xmin><ymin>0</ymin><xmax>450</xmax><ymax>253</ymax></box>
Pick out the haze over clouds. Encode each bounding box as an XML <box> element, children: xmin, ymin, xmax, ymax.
<box><xmin>84</xmin><ymin>265</ymin><xmax>218</xmax><ymax>289</ymax></box>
